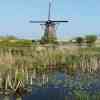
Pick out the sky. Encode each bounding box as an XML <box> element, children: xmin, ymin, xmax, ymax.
<box><xmin>0</xmin><ymin>0</ymin><xmax>100</xmax><ymax>40</ymax></box>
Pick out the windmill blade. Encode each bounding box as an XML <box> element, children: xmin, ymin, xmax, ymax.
<box><xmin>29</xmin><ymin>20</ymin><xmax>46</xmax><ymax>23</ymax></box>
<box><xmin>48</xmin><ymin>0</ymin><xmax>54</xmax><ymax>20</ymax></box>
<box><xmin>52</xmin><ymin>20</ymin><xmax>69</xmax><ymax>23</ymax></box>
<box><xmin>52</xmin><ymin>17</ymin><xmax>72</xmax><ymax>23</ymax></box>
<box><xmin>48</xmin><ymin>0</ymin><xmax>51</xmax><ymax>20</ymax></box>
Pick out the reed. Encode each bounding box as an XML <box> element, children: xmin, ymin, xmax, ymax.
<box><xmin>0</xmin><ymin>45</ymin><xmax>99</xmax><ymax>89</ymax></box>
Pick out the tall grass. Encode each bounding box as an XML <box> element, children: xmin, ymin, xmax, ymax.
<box><xmin>0</xmin><ymin>46</ymin><xmax>99</xmax><ymax>74</ymax></box>
<box><xmin>0</xmin><ymin>45</ymin><xmax>99</xmax><ymax>89</ymax></box>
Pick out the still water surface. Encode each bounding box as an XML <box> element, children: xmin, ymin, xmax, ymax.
<box><xmin>0</xmin><ymin>72</ymin><xmax>100</xmax><ymax>100</ymax></box>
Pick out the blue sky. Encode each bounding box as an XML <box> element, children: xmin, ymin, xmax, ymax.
<box><xmin>0</xmin><ymin>0</ymin><xmax>100</xmax><ymax>40</ymax></box>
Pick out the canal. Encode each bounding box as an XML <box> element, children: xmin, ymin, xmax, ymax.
<box><xmin>0</xmin><ymin>72</ymin><xmax>100</xmax><ymax>100</ymax></box>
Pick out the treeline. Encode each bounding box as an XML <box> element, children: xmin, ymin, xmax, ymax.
<box><xmin>73</xmin><ymin>35</ymin><xmax>97</xmax><ymax>47</ymax></box>
<box><xmin>0</xmin><ymin>40</ymin><xmax>33</xmax><ymax>47</ymax></box>
<box><xmin>0</xmin><ymin>36</ymin><xmax>33</xmax><ymax>46</ymax></box>
<box><xmin>0</xmin><ymin>34</ymin><xmax>98</xmax><ymax>46</ymax></box>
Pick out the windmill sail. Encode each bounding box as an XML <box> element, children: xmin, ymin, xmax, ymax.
<box><xmin>48</xmin><ymin>0</ymin><xmax>53</xmax><ymax>20</ymax></box>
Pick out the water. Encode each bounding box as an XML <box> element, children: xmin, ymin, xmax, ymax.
<box><xmin>23</xmin><ymin>87</ymin><xmax>65</xmax><ymax>100</ymax></box>
<box><xmin>0</xmin><ymin>72</ymin><xmax>100</xmax><ymax>100</ymax></box>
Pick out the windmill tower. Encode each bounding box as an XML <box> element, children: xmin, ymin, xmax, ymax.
<box><xmin>30</xmin><ymin>0</ymin><xmax>69</xmax><ymax>44</ymax></box>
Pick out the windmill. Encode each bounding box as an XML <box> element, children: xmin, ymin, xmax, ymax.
<box><xmin>29</xmin><ymin>0</ymin><xmax>69</xmax><ymax>44</ymax></box>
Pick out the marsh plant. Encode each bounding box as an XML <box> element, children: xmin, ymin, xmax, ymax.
<box><xmin>0</xmin><ymin>45</ymin><xmax>99</xmax><ymax>90</ymax></box>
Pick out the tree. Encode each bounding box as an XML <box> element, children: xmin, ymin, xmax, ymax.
<box><xmin>85</xmin><ymin>35</ymin><xmax>97</xmax><ymax>47</ymax></box>
<box><xmin>76</xmin><ymin>37</ymin><xmax>84</xmax><ymax>47</ymax></box>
